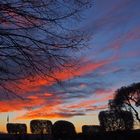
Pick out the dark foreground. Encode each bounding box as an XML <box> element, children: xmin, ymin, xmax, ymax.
<box><xmin>0</xmin><ymin>130</ymin><xmax>140</xmax><ymax>140</ymax></box>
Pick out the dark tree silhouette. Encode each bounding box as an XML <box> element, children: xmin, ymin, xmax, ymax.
<box><xmin>7</xmin><ymin>123</ymin><xmax>27</xmax><ymax>134</ymax></box>
<box><xmin>30</xmin><ymin>119</ymin><xmax>52</xmax><ymax>134</ymax></box>
<box><xmin>0</xmin><ymin>0</ymin><xmax>92</xmax><ymax>97</ymax></box>
<box><xmin>113</xmin><ymin>82</ymin><xmax>140</xmax><ymax>123</ymax></box>
<box><xmin>98</xmin><ymin>110</ymin><xmax>134</xmax><ymax>131</ymax></box>
<box><xmin>53</xmin><ymin>120</ymin><xmax>76</xmax><ymax>139</ymax></box>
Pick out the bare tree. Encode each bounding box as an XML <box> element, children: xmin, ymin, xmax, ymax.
<box><xmin>0</xmin><ymin>0</ymin><xmax>92</xmax><ymax>97</ymax></box>
<box><xmin>113</xmin><ymin>82</ymin><xmax>140</xmax><ymax>123</ymax></box>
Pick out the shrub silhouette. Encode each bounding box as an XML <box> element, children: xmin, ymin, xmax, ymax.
<box><xmin>53</xmin><ymin>120</ymin><xmax>76</xmax><ymax>139</ymax></box>
<box><xmin>99</xmin><ymin>110</ymin><xmax>134</xmax><ymax>131</ymax></box>
<box><xmin>30</xmin><ymin>120</ymin><xmax>52</xmax><ymax>134</ymax></box>
<box><xmin>82</xmin><ymin>125</ymin><xmax>101</xmax><ymax>135</ymax></box>
<box><xmin>7</xmin><ymin>123</ymin><xmax>27</xmax><ymax>134</ymax></box>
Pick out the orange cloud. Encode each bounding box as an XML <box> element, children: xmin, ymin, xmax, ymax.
<box><xmin>6</xmin><ymin>58</ymin><xmax>113</xmax><ymax>95</ymax></box>
<box><xmin>66</xmin><ymin>92</ymin><xmax>113</xmax><ymax>110</ymax></box>
<box><xmin>0</xmin><ymin>97</ymin><xmax>45</xmax><ymax>112</ymax></box>
<box><xmin>17</xmin><ymin>99</ymin><xmax>63</xmax><ymax>120</ymax></box>
<box><xmin>0</xmin><ymin>58</ymin><xmax>115</xmax><ymax>120</ymax></box>
<box><xmin>16</xmin><ymin>89</ymin><xmax>114</xmax><ymax>120</ymax></box>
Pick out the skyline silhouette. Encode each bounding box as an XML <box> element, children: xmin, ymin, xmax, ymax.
<box><xmin>0</xmin><ymin>0</ymin><xmax>140</xmax><ymax>136</ymax></box>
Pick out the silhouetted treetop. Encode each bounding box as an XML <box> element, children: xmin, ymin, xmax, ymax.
<box><xmin>113</xmin><ymin>82</ymin><xmax>140</xmax><ymax>122</ymax></box>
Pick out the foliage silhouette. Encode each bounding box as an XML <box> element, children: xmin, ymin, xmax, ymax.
<box><xmin>113</xmin><ymin>82</ymin><xmax>140</xmax><ymax>122</ymax></box>
<box><xmin>82</xmin><ymin>125</ymin><xmax>101</xmax><ymax>135</ymax></box>
<box><xmin>0</xmin><ymin>0</ymin><xmax>92</xmax><ymax>97</ymax></box>
<box><xmin>98</xmin><ymin>110</ymin><xmax>134</xmax><ymax>131</ymax></box>
<box><xmin>6</xmin><ymin>123</ymin><xmax>27</xmax><ymax>134</ymax></box>
<box><xmin>30</xmin><ymin>119</ymin><xmax>52</xmax><ymax>134</ymax></box>
<box><xmin>53</xmin><ymin>120</ymin><xmax>76</xmax><ymax>139</ymax></box>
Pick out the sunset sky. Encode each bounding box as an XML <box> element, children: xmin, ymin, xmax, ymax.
<box><xmin>0</xmin><ymin>0</ymin><xmax>140</xmax><ymax>133</ymax></box>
